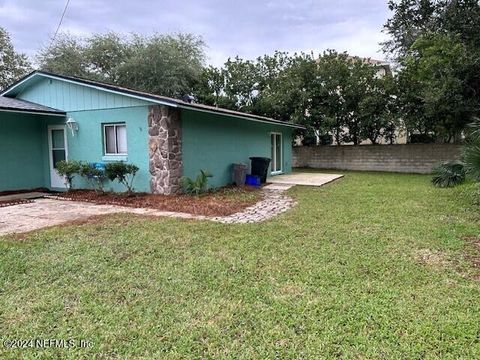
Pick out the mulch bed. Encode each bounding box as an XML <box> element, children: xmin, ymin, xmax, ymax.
<box><xmin>0</xmin><ymin>199</ymin><xmax>35</xmax><ymax>208</ymax></box>
<box><xmin>46</xmin><ymin>186</ymin><xmax>262</xmax><ymax>217</ymax></box>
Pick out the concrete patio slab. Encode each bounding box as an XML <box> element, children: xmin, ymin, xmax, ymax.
<box><xmin>268</xmin><ymin>172</ymin><xmax>343</xmax><ymax>187</ymax></box>
<box><xmin>262</xmin><ymin>183</ymin><xmax>294</xmax><ymax>191</ymax></box>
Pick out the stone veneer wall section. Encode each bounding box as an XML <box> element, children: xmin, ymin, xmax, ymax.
<box><xmin>148</xmin><ymin>105</ymin><xmax>183</xmax><ymax>194</ymax></box>
<box><xmin>293</xmin><ymin>144</ymin><xmax>462</xmax><ymax>174</ymax></box>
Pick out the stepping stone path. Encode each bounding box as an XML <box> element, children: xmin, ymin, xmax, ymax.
<box><xmin>212</xmin><ymin>184</ymin><xmax>296</xmax><ymax>224</ymax></box>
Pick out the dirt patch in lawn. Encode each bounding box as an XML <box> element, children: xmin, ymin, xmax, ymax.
<box><xmin>49</xmin><ymin>186</ymin><xmax>262</xmax><ymax>217</ymax></box>
<box><xmin>460</xmin><ymin>235</ymin><xmax>480</xmax><ymax>280</ymax></box>
<box><xmin>415</xmin><ymin>248</ymin><xmax>450</xmax><ymax>268</ymax></box>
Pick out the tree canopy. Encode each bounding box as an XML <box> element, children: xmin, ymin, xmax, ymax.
<box><xmin>194</xmin><ymin>50</ymin><xmax>397</xmax><ymax>145</ymax></box>
<box><xmin>385</xmin><ymin>0</ymin><xmax>480</xmax><ymax>143</ymax></box>
<box><xmin>0</xmin><ymin>27</ymin><xmax>31</xmax><ymax>90</ymax></box>
<box><xmin>37</xmin><ymin>32</ymin><xmax>206</xmax><ymax>98</ymax></box>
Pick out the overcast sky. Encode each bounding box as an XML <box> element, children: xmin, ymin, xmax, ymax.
<box><xmin>0</xmin><ymin>0</ymin><xmax>391</xmax><ymax>66</ymax></box>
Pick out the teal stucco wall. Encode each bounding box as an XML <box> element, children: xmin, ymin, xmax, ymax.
<box><xmin>181</xmin><ymin>109</ymin><xmax>294</xmax><ymax>188</ymax></box>
<box><xmin>0</xmin><ymin>107</ymin><xmax>150</xmax><ymax>193</ymax></box>
<box><xmin>15</xmin><ymin>76</ymin><xmax>152</xmax><ymax>193</ymax></box>
<box><xmin>0</xmin><ymin>113</ymin><xmax>64</xmax><ymax>191</ymax></box>
<box><xmin>67</xmin><ymin>106</ymin><xmax>150</xmax><ymax>192</ymax></box>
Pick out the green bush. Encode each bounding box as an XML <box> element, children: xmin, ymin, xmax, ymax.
<box><xmin>79</xmin><ymin>163</ymin><xmax>107</xmax><ymax>194</ymax></box>
<box><xmin>181</xmin><ymin>170</ymin><xmax>212</xmax><ymax>195</ymax></box>
<box><xmin>105</xmin><ymin>162</ymin><xmax>139</xmax><ymax>195</ymax></box>
<box><xmin>431</xmin><ymin>161</ymin><xmax>466</xmax><ymax>188</ymax></box>
<box><xmin>55</xmin><ymin>160</ymin><xmax>81</xmax><ymax>190</ymax></box>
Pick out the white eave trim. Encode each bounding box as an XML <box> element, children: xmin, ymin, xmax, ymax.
<box><xmin>1</xmin><ymin>72</ymin><xmax>178</xmax><ymax>108</ymax></box>
<box><xmin>0</xmin><ymin>108</ymin><xmax>66</xmax><ymax>117</ymax></box>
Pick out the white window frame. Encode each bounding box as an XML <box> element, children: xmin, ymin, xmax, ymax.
<box><xmin>270</xmin><ymin>132</ymin><xmax>283</xmax><ymax>175</ymax></box>
<box><xmin>103</xmin><ymin>123</ymin><xmax>127</xmax><ymax>156</ymax></box>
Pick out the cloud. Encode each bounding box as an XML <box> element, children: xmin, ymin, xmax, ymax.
<box><xmin>0</xmin><ymin>0</ymin><xmax>392</xmax><ymax>66</ymax></box>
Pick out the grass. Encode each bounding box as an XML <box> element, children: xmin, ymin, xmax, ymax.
<box><xmin>1</xmin><ymin>171</ymin><xmax>480</xmax><ymax>358</ymax></box>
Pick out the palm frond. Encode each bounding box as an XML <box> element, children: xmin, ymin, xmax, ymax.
<box><xmin>431</xmin><ymin>161</ymin><xmax>466</xmax><ymax>188</ymax></box>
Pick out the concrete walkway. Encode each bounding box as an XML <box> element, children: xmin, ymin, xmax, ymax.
<box><xmin>0</xmin><ymin>188</ymin><xmax>297</xmax><ymax>236</ymax></box>
<box><xmin>0</xmin><ymin>173</ymin><xmax>343</xmax><ymax>235</ymax></box>
<box><xmin>0</xmin><ymin>199</ymin><xmax>207</xmax><ymax>236</ymax></box>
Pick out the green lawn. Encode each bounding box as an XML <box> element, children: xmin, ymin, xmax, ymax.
<box><xmin>1</xmin><ymin>171</ymin><xmax>480</xmax><ymax>359</ymax></box>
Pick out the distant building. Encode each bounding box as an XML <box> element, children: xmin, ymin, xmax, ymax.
<box><xmin>345</xmin><ymin>56</ymin><xmax>392</xmax><ymax>78</ymax></box>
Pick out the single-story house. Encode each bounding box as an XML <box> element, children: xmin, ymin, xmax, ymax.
<box><xmin>0</xmin><ymin>71</ymin><xmax>303</xmax><ymax>194</ymax></box>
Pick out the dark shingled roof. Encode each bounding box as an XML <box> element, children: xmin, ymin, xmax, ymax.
<box><xmin>0</xmin><ymin>96</ymin><xmax>65</xmax><ymax>115</ymax></box>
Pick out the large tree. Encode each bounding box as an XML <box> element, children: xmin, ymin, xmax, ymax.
<box><xmin>37</xmin><ymin>32</ymin><xmax>206</xmax><ymax>98</ymax></box>
<box><xmin>37</xmin><ymin>33</ymin><xmax>88</xmax><ymax>78</ymax></box>
<box><xmin>383</xmin><ymin>0</ymin><xmax>480</xmax><ymax>61</ymax></box>
<box><xmin>398</xmin><ymin>33</ymin><xmax>476</xmax><ymax>142</ymax></box>
<box><xmin>85</xmin><ymin>32</ymin><xmax>131</xmax><ymax>83</ymax></box>
<box><xmin>116</xmin><ymin>33</ymin><xmax>205</xmax><ymax>98</ymax></box>
<box><xmin>315</xmin><ymin>51</ymin><xmax>393</xmax><ymax>145</ymax></box>
<box><xmin>195</xmin><ymin>50</ymin><xmax>399</xmax><ymax>145</ymax></box>
<box><xmin>359</xmin><ymin>75</ymin><xmax>397</xmax><ymax>144</ymax></box>
<box><xmin>0</xmin><ymin>27</ymin><xmax>31</xmax><ymax>90</ymax></box>
<box><xmin>254</xmin><ymin>52</ymin><xmax>318</xmax><ymax>124</ymax></box>
<box><xmin>385</xmin><ymin>0</ymin><xmax>480</xmax><ymax>142</ymax></box>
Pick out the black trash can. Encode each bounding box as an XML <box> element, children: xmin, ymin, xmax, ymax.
<box><xmin>249</xmin><ymin>157</ymin><xmax>271</xmax><ymax>183</ymax></box>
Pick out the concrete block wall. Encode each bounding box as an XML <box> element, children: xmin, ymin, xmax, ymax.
<box><xmin>293</xmin><ymin>144</ymin><xmax>463</xmax><ymax>174</ymax></box>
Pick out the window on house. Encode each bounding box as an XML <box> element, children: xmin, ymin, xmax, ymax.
<box><xmin>104</xmin><ymin>123</ymin><xmax>127</xmax><ymax>155</ymax></box>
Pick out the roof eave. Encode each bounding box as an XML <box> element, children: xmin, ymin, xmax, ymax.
<box><xmin>177</xmin><ymin>104</ymin><xmax>305</xmax><ymax>129</ymax></box>
<box><xmin>0</xmin><ymin>108</ymin><xmax>66</xmax><ymax>117</ymax></box>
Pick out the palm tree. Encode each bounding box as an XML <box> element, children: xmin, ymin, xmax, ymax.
<box><xmin>463</xmin><ymin>117</ymin><xmax>480</xmax><ymax>180</ymax></box>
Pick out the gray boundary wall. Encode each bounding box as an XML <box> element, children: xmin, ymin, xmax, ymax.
<box><xmin>293</xmin><ymin>144</ymin><xmax>462</xmax><ymax>174</ymax></box>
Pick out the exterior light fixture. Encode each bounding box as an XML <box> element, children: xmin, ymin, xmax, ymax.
<box><xmin>66</xmin><ymin>117</ymin><xmax>79</xmax><ymax>136</ymax></box>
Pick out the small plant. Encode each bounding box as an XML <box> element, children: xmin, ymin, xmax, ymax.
<box><xmin>181</xmin><ymin>170</ymin><xmax>213</xmax><ymax>195</ymax></box>
<box><xmin>431</xmin><ymin>161</ymin><xmax>466</xmax><ymax>188</ymax></box>
<box><xmin>105</xmin><ymin>162</ymin><xmax>139</xmax><ymax>195</ymax></box>
<box><xmin>79</xmin><ymin>163</ymin><xmax>107</xmax><ymax>194</ymax></box>
<box><xmin>55</xmin><ymin>160</ymin><xmax>81</xmax><ymax>191</ymax></box>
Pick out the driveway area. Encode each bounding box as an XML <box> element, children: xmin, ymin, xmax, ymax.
<box><xmin>0</xmin><ymin>199</ymin><xmax>204</xmax><ymax>236</ymax></box>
